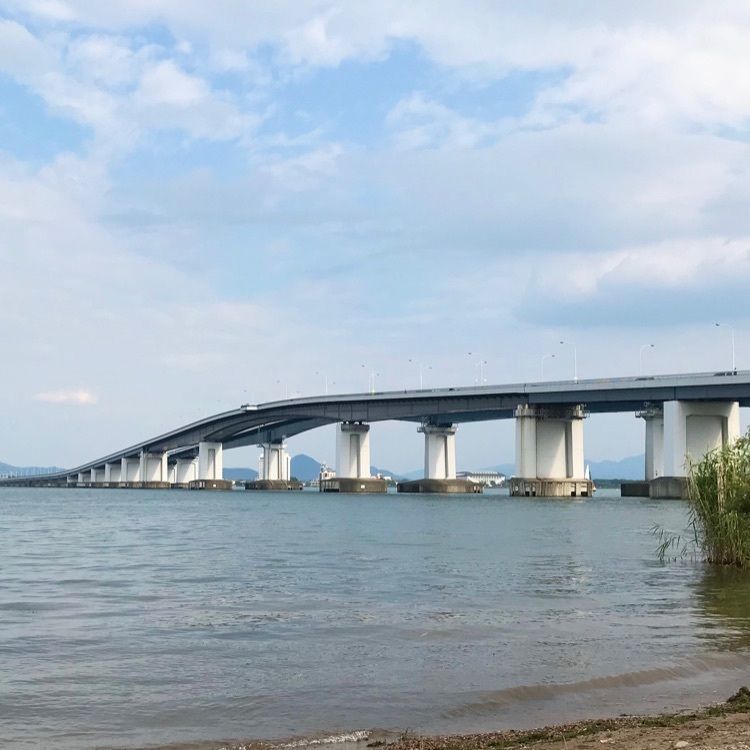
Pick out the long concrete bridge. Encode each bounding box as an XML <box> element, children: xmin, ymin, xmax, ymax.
<box><xmin>2</xmin><ymin>371</ymin><xmax>748</xmax><ymax>497</ymax></box>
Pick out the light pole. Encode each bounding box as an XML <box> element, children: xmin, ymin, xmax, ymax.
<box><xmin>639</xmin><ymin>343</ymin><xmax>655</xmax><ymax>376</ymax></box>
<box><xmin>361</xmin><ymin>364</ymin><xmax>376</xmax><ymax>394</ymax></box>
<box><xmin>468</xmin><ymin>352</ymin><xmax>488</xmax><ymax>385</ymax></box>
<box><xmin>315</xmin><ymin>371</ymin><xmax>329</xmax><ymax>395</ymax></box>
<box><xmin>715</xmin><ymin>323</ymin><xmax>736</xmax><ymax>373</ymax></box>
<box><xmin>559</xmin><ymin>340</ymin><xmax>578</xmax><ymax>382</ymax></box>
<box><xmin>541</xmin><ymin>353</ymin><xmax>555</xmax><ymax>380</ymax></box>
<box><xmin>408</xmin><ymin>359</ymin><xmax>432</xmax><ymax>389</ymax></box>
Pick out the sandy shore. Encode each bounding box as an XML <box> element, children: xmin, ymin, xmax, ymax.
<box><xmin>162</xmin><ymin>687</ymin><xmax>750</xmax><ymax>750</ymax></box>
<box><xmin>379</xmin><ymin>687</ymin><xmax>750</xmax><ymax>750</ymax></box>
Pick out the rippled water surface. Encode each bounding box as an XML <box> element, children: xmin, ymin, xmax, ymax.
<box><xmin>2</xmin><ymin>488</ymin><xmax>750</xmax><ymax>749</ymax></box>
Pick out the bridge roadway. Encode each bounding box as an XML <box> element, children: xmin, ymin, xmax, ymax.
<box><xmin>3</xmin><ymin>370</ymin><xmax>750</xmax><ymax>485</ymax></box>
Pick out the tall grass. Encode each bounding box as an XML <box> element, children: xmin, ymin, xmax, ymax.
<box><xmin>686</xmin><ymin>434</ymin><xmax>750</xmax><ymax>567</ymax></box>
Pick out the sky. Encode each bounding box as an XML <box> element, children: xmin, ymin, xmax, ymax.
<box><xmin>1</xmin><ymin>1</ymin><xmax>749</xmax><ymax>472</ymax></box>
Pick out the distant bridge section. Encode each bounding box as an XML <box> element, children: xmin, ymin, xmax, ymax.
<box><xmin>2</xmin><ymin>371</ymin><xmax>749</xmax><ymax>497</ymax></box>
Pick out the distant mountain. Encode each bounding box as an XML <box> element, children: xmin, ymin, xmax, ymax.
<box><xmin>588</xmin><ymin>454</ymin><xmax>644</xmax><ymax>480</ymax></box>
<box><xmin>291</xmin><ymin>454</ymin><xmax>322</xmax><ymax>481</ymax></box>
<box><xmin>0</xmin><ymin>461</ymin><xmax>64</xmax><ymax>477</ymax></box>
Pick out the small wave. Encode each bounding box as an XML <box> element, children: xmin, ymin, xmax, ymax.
<box><xmin>444</xmin><ymin>651</ymin><xmax>750</xmax><ymax>718</ymax></box>
<box><xmin>217</xmin><ymin>731</ymin><xmax>371</xmax><ymax>750</ymax></box>
<box><xmin>275</xmin><ymin>730</ymin><xmax>371</xmax><ymax>748</ymax></box>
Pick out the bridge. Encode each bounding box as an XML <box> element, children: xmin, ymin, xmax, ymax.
<box><xmin>2</xmin><ymin>371</ymin><xmax>748</xmax><ymax>497</ymax></box>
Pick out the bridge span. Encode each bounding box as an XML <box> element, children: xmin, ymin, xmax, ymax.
<box><xmin>2</xmin><ymin>371</ymin><xmax>749</xmax><ymax>498</ymax></box>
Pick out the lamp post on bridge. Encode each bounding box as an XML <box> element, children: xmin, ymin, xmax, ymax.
<box><xmin>715</xmin><ymin>322</ymin><xmax>737</xmax><ymax>374</ymax></box>
<box><xmin>541</xmin><ymin>353</ymin><xmax>555</xmax><ymax>380</ymax></box>
<box><xmin>639</xmin><ymin>343</ymin><xmax>655</xmax><ymax>376</ymax></box>
<box><xmin>361</xmin><ymin>364</ymin><xmax>377</xmax><ymax>394</ymax></box>
<box><xmin>315</xmin><ymin>371</ymin><xmax>331</xmax><ymax>395</ymax></box>
<box><xmin>408</xmin><ymin>359</ymin><xmax>432</xmax><ymax>389</ymax></box>
<box><xmin>559</xmin><ymin>340</ymin><xmax>578</xmax><ymax>383</ymax></box>
<box><xmin>468</xmin><ymin>352</ymin><xmax>487</xmax><ymax>385</ymax></box>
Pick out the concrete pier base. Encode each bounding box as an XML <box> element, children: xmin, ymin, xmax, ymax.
<box><xmin>188</xmin><ymin>479</ymin><xmax>232</xmax><ymax>491</ymax></box>
<box><xmin>319</xmin><ymin>477</ymin><xmax>387</xmax><ymax>493</ymax></box>
<box><xmin>245</xmin><ymin>479</ymin><xmax>303</xmax><ymax>491</ymax></box>
<box><xmin>620</xmin><ymin>481</ymin><xmax>650</xmax><ymax>497</ymax></box>
<box><xmin>397</xmin><ymin>478</ymin><xmax>482</xmax><ymax>494</ymax></box>
<box><xmin>509</xmin><ymin>477</ymin><xmax>593</xmax><ymax>497</ymax></box>
<box><xmin>649</xmin><ymin>476</ymin><xmax>689</xmax><ymax>500</ymax></box>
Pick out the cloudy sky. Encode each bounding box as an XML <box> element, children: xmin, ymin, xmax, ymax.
<box><xmin>1</xmin><ymin>1</ymin><xmax>749</xmax><ymax>472</ymax></box>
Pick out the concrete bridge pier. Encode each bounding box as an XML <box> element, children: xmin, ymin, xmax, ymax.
<box><xmin>121</xmin><ymin>456</ymin><xmax>141</xmax><ymax>486</ymax></box>
<box><xmin>510</xmin><ymin>404</ymin><xmax>593</xmax><ymax>498</ymax></box>
<box><xmin>398</xmin><ymin>423</ymin><xmax>480</xmax><ymax>494</ymax></box>
<box><xmin>104</xmin><ymin>462</ymin><xmax>121</xmax><ymax>487</ymax></box>
<box><xmin>190</xmin><ymin>441</ymin><xmax>230</xmax><ymax>490</ymax></box>
<box><xmin>140</xmin><ymin>450</ymin><xmax>169</xmax><ymax>488</ymax></box>
<box><xmin>172</xmin><ymin>457</ymin><xmax>197</xmax><ymax>487</ymax></box>
<box><xmin>248</xmin><ymin>440</ymin><xmax>300</xmax><ymax>490</ymax></box>
<box><xmin>650</xmin><ymin>400</ymin><xmax>741</xmax><ymax>498</ymax></box>
<box><xmin>322</xmin><ymin>422</ymin><xmax>386</xmax><ymax>493</ymax></box>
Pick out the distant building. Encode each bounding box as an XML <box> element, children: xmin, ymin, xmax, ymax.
<box><xmin>456</xmin><ymin>470</ymin><xmax>506</xmax><ymax>487</ymax></box>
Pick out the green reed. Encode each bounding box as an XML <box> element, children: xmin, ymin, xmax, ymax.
<box><xmin>685</xmin><ymin>434</ymin><xmax>750</xmax><ymax>567</ymax></box>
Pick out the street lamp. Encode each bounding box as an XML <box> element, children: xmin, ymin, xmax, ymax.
<box><xmin>468</xmin><ymin>352</ymin><xmax>488</xmax><ymax>385</ymax></box>
<box><xmin>408</xmin><ymin>359</ymin><xmax>432</xmax><ymax>389</ymax></box>
<box><xmin>639</xmin><ymin>343</ymin><xmax>655</xmax><ymax>376</ymax></box>
<box><xmin>314</xmin><ymin>371</ymin><xmax>330</xmax><ymax>395</ymax></box>
<box><xmin>361</xmin><ymin>364</ymin><xmax>376</xmax><ymax>394</ymax></box>
<box><xmin>715</xmin><ymin>323</ymin><xmax>737</xmax><ymax>373</ymax></box>
<box><xmin>559</xmin><ymin>340</ymin><xmax>578</xmax><ymax>382</ymax></box>
<box><xmin>541</xmin><ymin>353</ymin><xmax>555</xmax><ymax>380</ymax></box>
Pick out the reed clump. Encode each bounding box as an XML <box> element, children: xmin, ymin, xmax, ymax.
<box><xmin>686</xmin><ymin>433</ymin><xmax>750</xmax><ymax>567</ymax></box>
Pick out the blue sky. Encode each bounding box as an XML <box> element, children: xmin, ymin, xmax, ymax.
<box><xmin>1</xmin><ymin>1</ymin><xmax>749</xmax><ymax>471</ymax></box>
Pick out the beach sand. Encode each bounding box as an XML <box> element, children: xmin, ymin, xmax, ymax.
<box><xmin>152</xmin><ymin>687</ymin><xmax>750</xmax><ymax>750</ymax></box>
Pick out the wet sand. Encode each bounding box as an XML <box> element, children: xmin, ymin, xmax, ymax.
<box><xmin>143</xmin><ymin>688</ymin><xmax>750</xmax><ymax>750</ymax></box>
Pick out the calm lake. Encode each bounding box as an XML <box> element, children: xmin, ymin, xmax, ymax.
<box><xmin>1</xmin><ymin>488</ymin><xmax>750</xmax><ymax>749</ymax></box>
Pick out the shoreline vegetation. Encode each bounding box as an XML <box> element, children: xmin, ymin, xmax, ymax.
<box><xmin>657</xmin><ymin>433</ymin><xmax>750</xmax><ymax>567</ymax></box>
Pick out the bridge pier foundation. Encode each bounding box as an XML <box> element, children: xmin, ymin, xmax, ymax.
<box><xmin>398</xmin><ymin>423</ymin><xmax>479</xmax><ymax>493</ymax></box>
<box><xmin>104</xmin><ymin>462</ymin><xmax>121</xmax><ymax>486</ymax></box>
<box><xmin>190</xmin><ymin>442</ymin><xmax>231</xmax><ymax>490</ymax></box>
<box><xmin>510</xmin><ymin>404</ymin><xmax>593</xmax><ymax>497</ymax></box>
<box><xmin>121</xmin><ymin>456</ymin><xmax>141</xmax><ymax>487</ymax></box>
<box><xmin>172</xmin><ymin>457</ymin><xmax>197</xmax><ymax>487</ymax></box>
<box><xmin>322</xmin><ymin>422</ymin><xmax>386</xmax><ymax>493</ymax></box>
<box><xmin>649</xmin><ymin>400</ymin><xmax>741</xmax><ymax>498</ymax></box>
<box><xmin>246</xmin><ymin>440</ymin><xmax>301</xmax><ymax>490</ymax></box>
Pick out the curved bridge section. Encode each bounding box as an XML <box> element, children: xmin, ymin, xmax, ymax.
<box><xmin>3</xmin><ymin>371</ymin><xmax>750</xmax><ymax>493</ymax></box>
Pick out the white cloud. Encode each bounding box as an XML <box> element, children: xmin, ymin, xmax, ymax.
<box><xmin>33</xmin><ymin>388</ymin><xmax>98</xmax><ymax>405</ymax></box>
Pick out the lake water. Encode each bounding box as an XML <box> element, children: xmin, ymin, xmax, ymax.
<box><xmin>2</xmin><ymin>488</ymin><xmax>750</xmax><ymax>749</ymax></box>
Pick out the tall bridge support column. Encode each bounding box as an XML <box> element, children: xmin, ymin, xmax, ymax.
<box><xmin>140</xmin><ymin>450</ymin><xmax>169</xmax><ymax>486</ymax></box>
<box><xmin>335</xmin><ymin>422</ymin><xmax>371</xmax><ymax>478</ymax></box>
<box><xmin>197</xmin><ymin>442</ymin><xmax>223</xmax><ymax>480</ymax></box>
<box><xmin>189</xmin><ymin>442</ymin><xmax>230</xmax><ymax>490</ymax></box>
<box><xmin>510</xmin><ymin>405</ymin><xmax>592</xmax><ymax>497</ymax></box>
<box><xmin>420</xmin><ymin>423</ymin><xmax>457</xmax><ymax>480</ymax></box>
<box><xmin>259</xmin><ymin>440</ymin><xmax>290</xmax><ymax>481</ymax></box>
<box><xmin>90</xmin><ymin>467</ymin><xmax>104</xmax><ymax>484</ymax></box>
<box><xmin>398</xmin><ymin>423</ymin><xmax>479</xmax><ymax>493</ymax></box>
<box><xmin>637</xmin><ymin>406</ymin><xmax>664</xmax><ymax>481</ymax></box>
<box><xmin>320</xmin><ymin>422</ymin><xmax>386</xmax><ymax>493</ymax></box>
<box><xmin>104</xmin><ymin>462</ymin><xmax>121</xmax><ymax>486</ymax></box>
<box><xmin>173</xmin><ymin>458</ymin><xmax>197</xmax><ymax>486</ymax></box>
<box><xmin>653</xmin><ymin>400</ymin><xmax>741</xmax><ymax>498</ymax></box>
<box><xmin>121</xmin><ymin>456</ymin><xmax>141</xmax><ymax>485</ymax></box>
